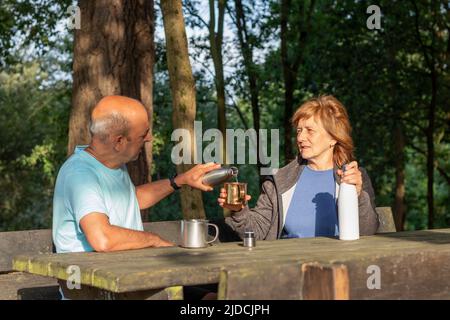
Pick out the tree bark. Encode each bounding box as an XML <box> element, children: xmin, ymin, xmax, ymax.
<box><xmin>68</xmin><ymin>0</ymin><xmax>155</xmax><ymax>221</ymax></box>
<box><xmin>427</xmin><ymin>68</ymin><xmax>437</xmax><ymax>229</ymax></box>
<box><xmin>161</xmin><ymin>0</ymin><xmax>206</xmax><ymax>220</ymax></box>
<box><xmin>280</xmin><ymin>0</ymin><xmax>315</xmax><ymax>163</ymax></box>
<box><xmin>234</xmin><ymin>0</ymin><xmax>261</xmax><ymax>178</ymax></box>
<box><xmin>209</xmin><ymin>0</ymin><xmax>227</xmax><ymax>163</ymax></box>
<box><xmin>393</xmin><ymin>125</ymin><xmax>406</xmax><ymax>231</ymax></box>
<box><xmin>411</xmin><ymin>0</ymin><xmax>437</xmax><ymax>229</ymax></box>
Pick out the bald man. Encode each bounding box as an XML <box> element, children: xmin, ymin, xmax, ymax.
<box><xmin>52</xmin><ymin>96</ymin><xmax>220</xmax><ymax>253</ymax></box>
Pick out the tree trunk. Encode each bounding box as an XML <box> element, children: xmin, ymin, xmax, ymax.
<box><xmin>427</xmin><ymin>68</ymin><xmax>437</xmax><ymax>229</ymax></box>
<box><xmin>386</xmin><ymin>27</ymin><xmax>406</xmax><ymax>231</ymax></box>
<box><xmin>393</xmin><ymin>125</ymin><xmax>406</xmax><ymax>231</ymax></box>
<box><xmin>68</xmin><ymin>0</ymin><xmax>155</xmax><ymax>221</ymax></box>
<box><xmin>161</xmin><ymin>0</ymin><xmax>206</xmax><ymax>220</ymax></box>
<box><xmin>234</xmin><ymin>0</ymin><xmax>262</xmax><ymax>179</ymax></box>
<box><xmin>209</xmin><ymin>0</ymin><xmax>227</xmax><ymax>163</ymax></box>
<box><xmin>280</xmin><ymin>0</ymin><xmax>315</xmax><ymax>164</ymax></box>
<box><xmin>280</xmin><ymin>0</ymin><xmax>294</xmax><ymax>163</ymax></box>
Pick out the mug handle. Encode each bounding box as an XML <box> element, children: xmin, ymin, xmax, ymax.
<box><xmin>206</xmin><ymin>223</ymin><xmax>219</xmax><ymax>244</ymax></box>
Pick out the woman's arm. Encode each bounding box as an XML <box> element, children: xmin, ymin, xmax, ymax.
<box><xmin>222</xmin><ymin>179</ymin><xmax>279</xmax><ymax>240</ymax></box>
<box><xmin>358</xmin><ymin>168</ymin><xmax>379</xmax><ymax>235</ymax></box>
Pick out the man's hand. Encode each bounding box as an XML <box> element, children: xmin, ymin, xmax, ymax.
<box><xmin>175</xmin><ymin>163</ymin><xmax>222</xmax><ymax>191</ymax></box>
<box><xmin>136</xmin><ymin>163</ymin><xmax>221</xmax><ymax>209</ymax></box>
<box><xmin>155</xmin><ymin>237</ymin><xmax>175</xmax><ymax>247</ymax></box>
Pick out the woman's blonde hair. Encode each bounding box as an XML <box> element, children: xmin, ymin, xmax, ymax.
<box><xmin>291</xmin><ymin>95</ymin><xmax>354</xmax><ymax>167</ymax></box>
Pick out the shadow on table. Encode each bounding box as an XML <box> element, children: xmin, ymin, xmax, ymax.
<box><xmin>375</xmin><ymin>229</ymin><xmax>450</xmax><ymax>245</ymax></box>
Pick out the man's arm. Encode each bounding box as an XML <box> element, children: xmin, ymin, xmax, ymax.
<box><xmin>135</xmin><ymin>163</ymin><xmax>221</xmax><ymax>210</ymax></box>
<box><xmin>80</xmin><ymin>213</ymin><xmax>174</xmax><ymax>252</ymax></box>
<box><xmin>135</xmin><ymin>179</ymin><xmax>180</xmax><ymax>210</ymax></box>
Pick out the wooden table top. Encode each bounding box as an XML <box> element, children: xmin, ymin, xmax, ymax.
<box><xmin>13</xmin><ymin>228</ymin><xmax>450</xmax><ymax>293</ymax></box>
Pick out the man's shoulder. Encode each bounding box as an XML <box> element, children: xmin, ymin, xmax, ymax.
<box><xmin>57</xmin><ymin>153</ymin><xmax>98</xmax><ymax>181</ymax></box>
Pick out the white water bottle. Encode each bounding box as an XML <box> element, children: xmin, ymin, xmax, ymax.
<box><xmin>338</xmin><ymin>165</ymin><xmax>360</xmax><ymax>240</ymax></box>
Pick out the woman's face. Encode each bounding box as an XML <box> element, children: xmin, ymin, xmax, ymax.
<box><xmin>296</xmin><ymin>116</ymin><xmax>336</xmax><ymax>163</ymax></box>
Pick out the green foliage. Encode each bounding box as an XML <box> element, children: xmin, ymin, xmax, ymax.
<box><xmin>0</xmin><ymin>60</ymin><xmax>71</xmax><ymax>231</ymax></box>
<box><xmin>0</xmin><ymin>0</ymin><xmax>73</xmax><ymax>66</ymax></box>
<box><xmin>0</xmin><ymin>0</ymin><xmax>448</xmax><ymax>232</ymax></box>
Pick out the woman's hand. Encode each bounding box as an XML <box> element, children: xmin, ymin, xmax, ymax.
<box><xmin>336</xmin><ymin>161</ymin><xmax>363</xmax><ymax>196</ymax></box>
<box><xmin>217</xmin><ymin>187</ymin><xmax>252</xmax><ymax>212</ymax></box>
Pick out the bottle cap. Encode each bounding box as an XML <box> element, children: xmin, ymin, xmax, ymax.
<box><xmin>243</xmin><ymin>231</ymin><xmax>255</xmax><ymax>247</ymax></box>
<box><xmin>244</xmin><ymin>231</ymin><xmax>255</xmax><ymax>238</ymax></box>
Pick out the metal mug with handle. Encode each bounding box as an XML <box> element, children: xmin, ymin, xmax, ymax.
<box><xmin>180</xmin><ymin>219</ymin><xmax>219</xmax><ymax>248</ymax></box>
<box><xmin>224</xmin><ymin>182</ymin><xmax>248</xmax><ymax>206</ymax></box>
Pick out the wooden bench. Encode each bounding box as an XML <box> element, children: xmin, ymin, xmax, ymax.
<box><xmin>375</xmin><ymin>207</ymin><xmax>396</xmax><ymax>233</ymax></box>
<box><xmin>0</xmin><ymin>221</ymin><xmax>181</xmax><ymax>300</ymax></box>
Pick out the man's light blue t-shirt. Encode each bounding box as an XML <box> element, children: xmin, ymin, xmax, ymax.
<box><xmin>52</xmin><ymin>146</ymin><xmax>143</xmax><ymax>253</ymax></box>
<box><xmin>283</xmin><ymin>166</ymin><xmax>338</xmax><ymax>238</ymax></box>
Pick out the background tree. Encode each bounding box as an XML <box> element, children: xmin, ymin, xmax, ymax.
<box><xmin>280</xmin><ymin>0</ymin><xmax>316</xmax><ymax>163</ymax></box>
<box><xmin>1</xmin><ymin>0</ymin><xmax>449</xmax><ymax>231</ymax></box>
<box><xmin>161</xmin><ymin>0</ymin><xmax>207</xmax><ymax>219</ymax></box>
<box><xmin>185</xmin><ymin>0</ymin><xmax>227</xmax><ymax>163</ymax></box>
<box><xmin>68</xmin><ymin>0</ymin><xmax>155</xmax><ymax>220</ymax></box>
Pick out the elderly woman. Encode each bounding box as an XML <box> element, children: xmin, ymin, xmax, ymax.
<box><xmin>217</xmin><ymin>95</ymin><xmax>379</xmax><ymax>240</ymax></box>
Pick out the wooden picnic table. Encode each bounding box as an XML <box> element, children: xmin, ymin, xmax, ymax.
<box><xmin>12</xmin><ymin>228</ymin><xmax>450</xmax><ymax>300</ymax></box>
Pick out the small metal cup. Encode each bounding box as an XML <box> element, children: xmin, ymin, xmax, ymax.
<box><xmin>243</xmin><ymin>231</ymin><xmax>255</xmax><ymax>247</ymax></box>
<box><xmin>224</xmin><ymin>182</ymin><xmax>248</xmax><ymax>206</ymax></box>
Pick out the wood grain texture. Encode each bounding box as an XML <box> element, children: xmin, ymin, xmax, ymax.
<box><xmin>0</xmin><ymin>272</ymin><xmax>59</xmax><ymax>300</ymax></box>
<box><xmin>375</xmin><ymin>207</ymin><xmax>397</xmax><ymax>233</ymax></box>
<box><xmin>12</xmin><ymin>228</ymin><xmax>450</xmax><ymax>297</ymax></box>
<box><xmin>0</xmin><ymin>229</ymin><xmax>53</xmax><ymax>272</ymax></box>
<box><xmin>218</xmin><ymin>262</ymin><xmax>303</xmax><ymax>300</ymax></box>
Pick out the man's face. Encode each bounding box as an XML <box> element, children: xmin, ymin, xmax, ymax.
<box><xmin>119</xmin><ymin>117</ymin><xmax>151</xmax><ymax>163</ymax></box>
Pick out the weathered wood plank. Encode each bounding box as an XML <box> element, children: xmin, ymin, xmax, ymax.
<box><xmin>58</xmin><ymin>280</ymin><xmax>183</xmax><ymax>300</ymax></box>
<box><xmin>0</xmin><ymin>272</ymin><xmax>60</xmax><ymax>300</ymax></box>
<box><xmin>336</xmin><ymin>250</ymin><xmax>450</xmax><ymax>299</ymax></box>
<box><xmin>12</xmin><ymin>229</ymin><xmax>450</xmax><ymax>293</ymax></box>
<box><xmin>0</xmin><ymin>229</ymin><xmax>53</xmax><ymax>272</ymax></box>
<box><xmin>0</xmin><ymin>221</ymin><xmax>180</xmax><ymax>273</ymax></box>
<box><xmin>375</xmin><ymin>207</ymin><xmax>396</xmax><ymax>233</ymax></box>
<box><xmin>218</xmin><ymin>263</ymin><xmax>303</xmax><ymax>300</ymax></box>
<box><xmin>300</xmin><ymin>249</ymin><xmax>450</xmax><ymax>300</ymax></box>
<box><xmin>302</xmin><ymin>263</ymin><xmax>349</xmax><ymax>300</ymax></box>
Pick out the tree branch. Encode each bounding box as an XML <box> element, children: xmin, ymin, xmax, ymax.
<box><xmin>409</xmin><ymin>143</ymin><xmax>450</xmax><ymax>185</ymax></box>
<box><xmin>185</xmin><ymin>2</ymin><xmax>209</xmax><ymax>29</ymax></box>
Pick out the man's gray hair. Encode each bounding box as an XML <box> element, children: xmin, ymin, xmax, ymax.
<box><xmin>89</xmin><ymin>112</ymin><xmax>130</xmax><ymax>143</ymax></box>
